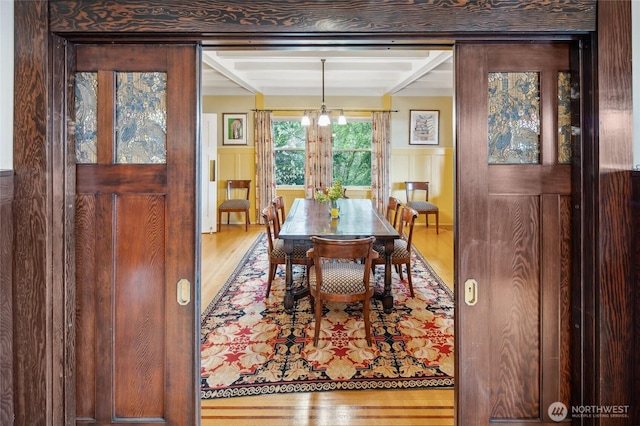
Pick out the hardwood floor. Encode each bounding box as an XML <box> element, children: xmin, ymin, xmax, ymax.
<box><xmin>200</xmin><ymin>223</ymin><xmax>455</xmax><ymax>425</ymax></box>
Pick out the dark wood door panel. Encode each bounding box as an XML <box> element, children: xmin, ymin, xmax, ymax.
<box><xmin>74</xmin><ymin>44</ymin><xmax>197</xmax><ymax>425</ymax></box>
<box><xmin>456</xmin><ymin>42</ymin><xmax>573</xmax><ymax>425</ymax></box>
<box><xmin>76</xmin><ymin>44</ymin><xmax>169</xmax><ymax>71</ymax></box>
<box><xmin>75</xmin><ymin>194</ymin><xmax>99</xmax><ymax>420</ymax></box>
<box><xmin>541</xmin><ymin>194</ymin><xmax>573</xmax><ymax>412</ymax></box>
<box><xmin>77</xmin><ymin>164</ymin><xmax>167</xmax><ymax>194</ymax></box>
<box><xmin>114</xmin><ymin>195</ymin><xmax>166</xmax><ymax>419</ymax></box>
<box><xmin>489</xmin><ymin>165</ymin><xmax>571</xmax><ymax>195</ymax></box>
<box><xmin>488</xmin><ymin>195</ymin><xmax>540</xmax><ymax>420</ymax></box>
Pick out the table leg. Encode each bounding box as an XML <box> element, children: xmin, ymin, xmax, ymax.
<box><xmin>283</xmin><ymin>240</ymin><xmax>295</xmax><ymax>313</ymax></box>
<box><xmin>382</xmin><ymin>239</ymin><xmax>394</xmax><ymax>313</ymax></box>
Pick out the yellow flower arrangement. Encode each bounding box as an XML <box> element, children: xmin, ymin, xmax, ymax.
<box><xmin>314</xmin><ymin>180</ymin><xmax>345</xmax><ymax>203</ymax></box>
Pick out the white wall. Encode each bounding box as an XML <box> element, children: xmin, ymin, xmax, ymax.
<box><xmin>633</xmin><ymin>0</ymin><xmax>640</xmax><ymax>169</ymax></box>
<box><xmin>0</xmin><ymin>0</ymin><xmax>14</xmax><ymax>170</ymax></box>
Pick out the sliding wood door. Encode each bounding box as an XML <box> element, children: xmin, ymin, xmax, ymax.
<box><xmin>455</xmin><ymin>43</ymin><xmax>574</xmax><ymax>425</ymax></box>
<box><xmin>74</xmin><ymin>44</ymin><xmax>199</xmax><ymax>425</ymax></box>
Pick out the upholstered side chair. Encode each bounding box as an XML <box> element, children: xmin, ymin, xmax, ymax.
<box><xmin>217</xmin><ymin>179</ymin><xmax>251</xmax><ymax>232</ymax></box>
<box><xmin>306</xmin><ymin>236</ymin><xmax>378</xmax><ymax>346</ymax></box>
<box><xmin>405</xmin><ymin>181</ymin><xmax>439</xmax><ymax>234</ymax></box>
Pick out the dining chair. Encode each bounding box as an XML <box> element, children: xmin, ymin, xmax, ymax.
<box><xmin>373</xmin><ymin>196</ymin><xmax>402</xmax><ymax>257</ymax></box>
<box><xmin>261</xmin><ymin>205</ymin><xmax>311</xmax><ymax>298</ymax></box>
<box><xmin>405</xmin><ymin>181</ymin><xmax>439</xmax><ymax>234</ymax></box>
<box><xmin>217</xmin><ymin>180</ymin><xmax>251</xmax><ymax>232</ymax></box>
<box><xmin>271</xmin><ymin>195</ymin><xmax>286</xmax><ymax>238</ymax></box>
<box><xmin>306</xmin><ymin>236</ymin><xmax>378</xmax><ymax>346</ymax></box>
<box><xmin>373</xmin><ymin>205</ymin><xmax>419</xmax><ymax>297</ymax></box>
<box><xmin>385</xmin><ymin>196</ymin><xmax>402</xmax><ymax>229</ymax></box>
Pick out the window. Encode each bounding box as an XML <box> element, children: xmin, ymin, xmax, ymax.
<box><xmin>273</xmin><ymin>119</ymin><xmax>306</xmax><ymax>186</ymax></box>
<box><xmin>273</xmin><ymin>118</ymin><xmax>373</xmax><ymax>187</ymax></box>
<box><xmin>332</xmin><ymin>120</ymin><xmax>372</xmax><ymax>186</ymax></box>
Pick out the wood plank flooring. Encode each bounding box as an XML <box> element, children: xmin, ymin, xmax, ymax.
<box><xmin>200</xmin><ymin>222</ymin><xmax>454</xmax><ymax>425</ymax></box>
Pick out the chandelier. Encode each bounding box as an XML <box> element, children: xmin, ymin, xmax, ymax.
<box><xmin>301</xmin><ymin>59</ymin><xmax>346</xmax><ymax>127</ymax></box>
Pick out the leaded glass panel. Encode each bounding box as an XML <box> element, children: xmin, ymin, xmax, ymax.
<box><xmin>115</xmin><ymin>72</ymin><xmax>167</xmax><ymax>164</ymax></box>
<box><xmin>488</xmin><ymin>72</ymin><xmax>540</xmax><ymax>164</ymax></box>
<box><xmin>75</xmin><ymin>72</ymin><xmax>98</xmax><ymax>164</ymax></box>
<box><xmin>557</xmin><ymin>71</ymin><xmax>572</xmax><ymax>164</ymax></box>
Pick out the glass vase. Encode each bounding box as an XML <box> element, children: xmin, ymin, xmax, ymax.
<box><xmin>330</xmin><ymin>199</ymin><xmax>340</xmax><ymax>218</ymax></box>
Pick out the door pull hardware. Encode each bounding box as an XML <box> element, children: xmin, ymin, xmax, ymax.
<box><xmin>177</xmin><ymin>279</ymin><xmax>191</xmax><ymax>305</ymax></box>
<box><xmin>464</xmin><ymin>279</ymin><xmax>478</xmax><ymax>306</ymax></box>
<box><xmin>210</xmin><ymin>160</ymin><xmax>216</xmax><ymax>182</ymax></box>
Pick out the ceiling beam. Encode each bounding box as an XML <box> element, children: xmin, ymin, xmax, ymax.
<box><xmin>202</xmin><ymin>51</ymin><xmax>259</xmax><ymax>94</ymax></box>
<box><xmin>387</xmin><ymin>51</ymin><xmax>453</xmax><ymax>94</ymax></box>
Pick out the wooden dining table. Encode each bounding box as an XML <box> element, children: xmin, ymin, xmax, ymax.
<box><xmin>277</xmin><ymin>198</ymin><xmax>400</xmax><ymax>314</ymax></box>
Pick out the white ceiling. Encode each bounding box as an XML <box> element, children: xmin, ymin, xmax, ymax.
<box><xmin>201</xmin><ymin>48</ymin><xmax>454</xmax><ymax>98</ymax></box>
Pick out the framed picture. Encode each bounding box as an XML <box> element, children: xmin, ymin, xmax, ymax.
<box><xmin>223</xmin><ymin>113</ymin><xmax>247</xmax><ymax>145</ymax></box>
<box><xmin>409</xmin><ymin>110</ymin><xmax>439</xmax><ymax>145</ymax></box>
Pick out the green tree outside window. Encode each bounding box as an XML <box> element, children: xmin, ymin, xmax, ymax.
<box><xmin>273</xmin><ymin>118</ymin><xmax>372</xmax><ymax>187</ymax></box>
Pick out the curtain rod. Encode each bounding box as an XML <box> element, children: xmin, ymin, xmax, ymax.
<box><xmin>252</xmin><ymin>108</ymin><xmax>398</xmax><ymax>113</ymax></box>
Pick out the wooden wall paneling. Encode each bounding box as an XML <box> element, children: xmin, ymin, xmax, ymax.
<box><xmin>13</xmin><ymin>1</ymin><xmax>49</xmax><ymax>424</ymax></box>
<box><xmin>632</xmin><ymin>171</ymin><xmax>640</xmax><ymax>422</ymax></box>
<box><xmin>48</xmin><ymin>0</ymin><xmax>596</xmax><ymax>35</ymax></box>
<box><xmin>0</xmin><ymin>171</ymin><xmax>14</xmax><ymax>425</ymax></box>
<box><xmin>596</xmin><ymin>0</ymin><xmax>634</xmax><ymax>417</ymax></box>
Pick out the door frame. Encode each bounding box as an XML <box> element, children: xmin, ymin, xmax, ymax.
<box><xmin>13</xmin><ymin>1</ymin><xmax>614</xmax><ymax>424</ymax></box>
<box><xmin>57</xmin><ymin>36</ymin><xmax>594</xmax><ymax>425</ymax></box>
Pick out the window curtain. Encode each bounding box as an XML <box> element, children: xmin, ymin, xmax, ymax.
<box><xmin>304</xmin><ymin>111</ymin><xmax>333</xmax><ymax>199</ymax></box>
<box><xmin>254</xmin><ymin>111</ymin><xmax>276</xmax><ymax>224</ymax></box>
<box><xmin>371</xmin><ymin>111</ymin><xmax>391</xmax><ymax>213</ymax></box>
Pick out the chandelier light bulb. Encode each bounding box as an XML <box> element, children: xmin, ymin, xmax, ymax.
<box><xmin>318</xmin><ymin>113</ymin><xmax>331</xmax><ymax>126</ymax></box>
<box><xmin>301</xmin><ymin>111</ymin><xmax>310</xmax><ymax>126</ymax></box>
<box><xmin>338</xmin><ymin>110</ymin><xmax>347</xmax><ymax>125</ymax></box>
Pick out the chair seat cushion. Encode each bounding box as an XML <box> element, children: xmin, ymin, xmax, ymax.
<box><xmin>406</xmin><ymin>200</ymin><xmax>438</xmax><ymax>212</ymax></box>
<box><xmin>309</xmin><ymin>262</ymin><xmax>374</xmax><ymax>295</ymax></box>
<box><xmin>219</xmin><ymin>199</ymin><xmax>250</xmax><ymax>210</ymax></box>
<box><xmin>374</xmin><ymin>239</ymin><xmax>410</xmax><ymax>259</ymax></box>
<box><xmin>271</xmin><ymin>239</ymin><xmax>309</xmax><ymax>259</ymax></box>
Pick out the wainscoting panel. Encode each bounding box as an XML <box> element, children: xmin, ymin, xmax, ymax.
<box><xmin>220</xmin><ymin>146</ymin><xmax>454</xmax><ymax>226</ymax></box>
<box><xmin>0</xmin><ymin>170</ymin><xmax>14</xmax><ymax>425</ymax></box>
<box><xmin>391</xmin><ymin>147</ymin><xmax>454</xmax><ymax>226</ymax></box>
<box><xmin>217</xmin><ymin>147</ymin><xmax>256</xmax><ymax>223</ymax></box>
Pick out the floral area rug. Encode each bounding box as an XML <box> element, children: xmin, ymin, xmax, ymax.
<box><xmin>201</xmin><ymin>232</ymin><xmax>454</xmax><ymax>399</ymax></box>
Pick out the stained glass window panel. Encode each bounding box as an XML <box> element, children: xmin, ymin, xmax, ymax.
<box><xmin>75</xmin><ymin>72</ymin><xmax>98</xmax><ymax>164</ymax></box>
<box><xmin>115</xmin><ymin>72</ymin><xmax>167</xmax><ymax>164</ymax></box>
<box><xmin>488</xmin><ymin>72</ymin><xmax>540</xmax><ymax>164</ymax></box>
<box><xmin>557</xmin><ymin>71</ymin><xmax>572</xmax><ymax>164</ymax></box>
